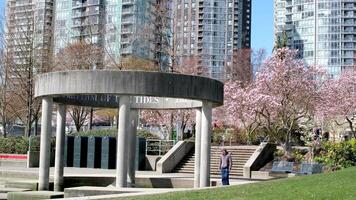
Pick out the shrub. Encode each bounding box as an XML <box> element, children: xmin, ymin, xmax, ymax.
<box><xmin>67</xmin><ymin>129</ymin><xmax>117</xmax><ymax>137</ymax></box>
<box><xmin>314</xmin><ymin>140</ymin><xmax>356</xmax><ymax>171</ymax></box>
<box><xmin>67</xmin><ymin>129</ymin><xmax>158</xmax><ymax>139</ymax></box>
<box><xmin>291</xmin><ymin>149</ymin><xmax>308</xmax><ymax>163</ymax></box>
<box><xmin>0</xmin><ymin>137</ymin><xmax>29</xmax><ymax>154</ymax></box>
<box><xmin>273</xmin><ymin>149</ymin><xmax>285</xmax><ymax>161</ymax></box>
<box><xmin>137</xmin><ymin>130</ymin><xmax>158</xmax><ymax>139</ymax></box>
<box><xmin>212</xmin><ymin>128</ymin><xmax>252</xmax><ymax>145</ymax></box>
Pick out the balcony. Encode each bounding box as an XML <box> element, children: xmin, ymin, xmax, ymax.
<box><xmin>122</xmin><ymin>0</ymin><xmax>134</xmax><ymax>5</ymax></box>
<box><xmin>122</xmin><ymin>7</ymin><xmax>134</xmax><ymax>15</ymax></box>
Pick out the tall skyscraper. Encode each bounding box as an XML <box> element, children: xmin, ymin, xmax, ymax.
<box><xmin>5</xmin><ymin>0</ymin><xmax>54</xmax><ymax>72</ymax></box>
<box><xmin>274</xmin><ymin>0</ymin><xmax>356</xmax><ymax>78</ymax></box>
<box><xmin>173</xmin><ymin>0</ymin><xmax>251</xmax><ymax>81</ymax></box>
<box><xmin>53</xmin><ymin>0</ymin><xmax>156</xmax><ymax>67</ymax></box>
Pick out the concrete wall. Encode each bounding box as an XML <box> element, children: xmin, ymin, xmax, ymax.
<box><xmin>35</xmin><ymin>71</ymin><xmax>223</xmax><ymax>105</ymax></box>
<box><xmin>156</xmin><ymin>141</ymin><xmax>194</xmax><ymax>173</ymax></box>
<box><xmin>63</xmin><ymin>177</ymin><xmax>115</xmax><ymax>189</ymax></box>
<box><xmin>0</xmin><ymin>159</ymin><xmax>27</xmax><ymax>168</ymax></box>
<box><xmin>243</xmin><ymin>143</ymin><xmax>276</xmax><ymax>178</ymax></box>
<box><xmin>135</xmin><ymin>177</ymin><xmax>216</xmax><ymax>188</ymax></box>
<box><xmin>144</xmin><ymin>156</ymin><xmax>161</xmax><ymax>171</ymax></box>
<box><xmin>27</xmin><ymin>151</ymin><xmax>55</xmax><ymax>168</ymax></box>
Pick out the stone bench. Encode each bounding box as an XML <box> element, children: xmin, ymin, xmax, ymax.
<box><xmin>7</xmin><ymin>191</ymin><xmax>64</xmax><ymax>200</ymax></box>
<box><xmin>271</xmin><ymin>161</ymin><xmax>294</xmax><ymax>173</ymax></box>
<box><xmin>298</xmin><ymin>162</ymin><xmax>323</xmax><ymax>175</ymax></box>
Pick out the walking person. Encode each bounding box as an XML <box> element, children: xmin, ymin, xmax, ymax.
<box><xmin>219</xmin><ymin>148</ymin><xmax>232</xmax><ymax>185</ymax></box>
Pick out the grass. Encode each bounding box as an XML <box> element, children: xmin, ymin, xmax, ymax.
<box><xmin>119</xmin><ymin>167</ymin><xmax>356</xmax><ymax>200</ymax></box>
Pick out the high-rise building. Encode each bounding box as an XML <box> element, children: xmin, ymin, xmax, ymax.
<box><xmin>5</xmin><ymin>0</ymin><xmax>54</xmax><ymax>72</ymax></box>
<box><xmin>53</xmin><ymin>0</ymin><xmax>156</xmax><ymax>67</ymax></box>
<box><xmin>274</xmin><ymin>0</ymin><xmax>356</xmax><ymax>78</ymax></box>
<box><xmin>173</xmin><ymin>0</ymin><xmax>251</xmax><ymax>80</ymax></box>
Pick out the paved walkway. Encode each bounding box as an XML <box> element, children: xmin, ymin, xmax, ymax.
<box><xmin>0</xmin><ymin>166</ymin><xmax>256</xmax><ymax>184</ymax></box>
<box><xmin>0</xmin><ymin>166</ymin><xmax>258</xmax><ymax>199</ymax></box>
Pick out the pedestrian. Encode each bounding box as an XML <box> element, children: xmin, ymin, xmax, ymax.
<box><xmin>219</xmin><ymin>148</ymin><xmax>232</xmax><ymax>185</ymax></box>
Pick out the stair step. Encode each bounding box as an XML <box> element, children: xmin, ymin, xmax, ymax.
<box><xmin>0</xmin><ymin>193</ymin><xmax>6</xmax><ymax>200</ymax></box>
<box><xmin>173</xmin><ymin>146</ymin><xmax>258</xmax><ymax>175</ymax></box>
<box><xmin>5</xmin><ymin>180</ymin><xmax>41</xmax><ymax>191</ymax></box>
<box><xmin>176</xmin><ymin>164</ymin><xmax>246</xmax><ymax>168</ymax></box>
<box><xmin>0</xmin><ymin>187</ymin><xmax>31</xmax><ymax>193</ymax></box>
<box><xmin>174</xmin><ymin>170</ymin><xmax>243</xmax><ymax>175</ymax></box>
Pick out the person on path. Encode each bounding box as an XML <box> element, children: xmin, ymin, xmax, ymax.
<box><xmin>219</xmin><ymin>148</ymin><xmax>232</xmax><ymax>185</ymax></box>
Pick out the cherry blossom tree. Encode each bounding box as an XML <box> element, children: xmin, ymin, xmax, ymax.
<box><xmin>318</xmin><ymin>68</ymin><xmax>356</xmax><ymax>137</ymax></box>
<box><xmin>140</xmin><ymin>109</ymin><xmax>194</xmax><ymax>140</ymax></box>
<box><xmin>221</xmin><ymin>81</ymin><xmax>260</xmax><ymax>144</ymax></box>
<box><xmin>223</xmin><ymin>48</ymin><xmax>321</xmax><ymax>153</ymax></box>
<box><xmin>254</xmin><ymin>48</ymin><xmax>322</xmax><ymax>153</ymax></box>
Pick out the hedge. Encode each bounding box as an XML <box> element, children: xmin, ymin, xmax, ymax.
<box><xmin>67</xmin><ymin>129</ymin><xmax>158</xmax><ymax>139</ymax></box>
<box><xmin>0</xmin><ymin>137</ymin><xmax>29</xmax><ymax>154</ymax></box>
<box><xmin>0</xmin><ymin>129</ymin><xmax>157</xmax><ymax>154</ymax></box>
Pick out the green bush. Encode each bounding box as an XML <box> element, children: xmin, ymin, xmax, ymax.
<box><xmin>291</xmin><ymin>149</ymin><xmax>308</xmax><ymax>163</ymax></box>
<box><xmin>212</xmin><ymin>128</ymin><xmax>249</xmax><ymax>145</ymax></box>
<box><xmin>212</xmin><ymin>129</ymin><xmax>224</xmax><ymax>145</ymax></box>
<box><xmin>0</xmin><ymin>129</ymin><xmax>157</xmax><ymax>154</ymax></box>
<box><xmin>0</xmin><ymin>137</ymin><xmax>29</xmax><ymax>154</ymax></box>
<box><xmin>67</xmin><ymin>129</ymin><xmax>117</xmax><ymax>137</ymax></box>
<box><xmin>314</xmin><ymin>140</ymin><xmax>356</xmax><ymax>171</ymax></box>
<box><xmin>137</xmin><ymin>130</ymin><xmax>159</xmax><ymax>139</ymax></box>
<box><xmin>67</xmin><ymin>129</ymin><xmax>157</xmax><ymax>139</ymax></box>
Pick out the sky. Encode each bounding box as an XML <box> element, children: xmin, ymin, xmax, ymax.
<box><xmin>251</xmin><ymin>0</ymin><xmax>274</xmax><ymax>55</ymax></box>
<box><xmin>0</xmin><ymin>0</ymin><xmax>3</xmax><ymax>21</ymax></box>
<box><xmin>0</xmin><ymin>0</ymin><xmax>274</xmax><ymax>53</ymax></box>
<box><xmin>0</xmin><ymin>0</ymin><xmax>4</xmax><ymax>49</ymax></box>
<box><xmin>0</xmin><ymin>0</ymin><xmax>4</xmax><ymax>33</ymax></box>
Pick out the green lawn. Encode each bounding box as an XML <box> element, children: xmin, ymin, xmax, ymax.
<box><xmin>119</xmin><ymin>167</ymin><xmax>356</xmax><ymax>200</ymax></box>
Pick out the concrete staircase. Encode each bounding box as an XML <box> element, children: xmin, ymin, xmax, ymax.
<box><xmin>173</xmin><ymin>146</ymin><xmax>258</xmax><ymax>177</ymax></box>
<box><xmin>0</xmin><ymin>179</ymin><xmax>37</xmax><ymax>200</ymax></box>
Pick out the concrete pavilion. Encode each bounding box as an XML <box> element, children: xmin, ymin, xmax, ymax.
<box><xmin>34</xmin><ymin>70</ymin><xmax>224</xmax><ymax>191</ymax></box>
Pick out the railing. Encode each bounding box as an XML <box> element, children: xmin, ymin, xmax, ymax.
<box><xmin>146</xmin><ymin>139</ymin><xmax>176</xmax><ymax>156</ymax></box>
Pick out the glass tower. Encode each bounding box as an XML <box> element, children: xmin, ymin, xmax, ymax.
<box><xmin>53</xmin><ymin>0</ymin><xmax>155</xmax><ymax>65</ymax></box>
<box><xmin>5</xmin><ymin>0</ymin><xmax>54</xmax><ymax>72</ymax></box>
<box><xmin>173</xmin><ymin>0</ymin><xmax>251</xmax><ymax>81</ymax></box>
<box><xmin>275</xmin><ymin>0</ymin><xmax>356</xmax><ymax>78</ymax></box>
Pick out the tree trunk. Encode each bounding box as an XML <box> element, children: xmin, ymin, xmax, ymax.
<box><xmin>25</xmin><ymin>106</ymin><xmax>32</xmax><ymax>137</ymax></box>
<box><xmin>1</xmin><ymin>113</ymin><xmax>7</xmax><ymax>137</ymax></box>
<box><xmin>169</xmin><ymin>112</ymin><xmax>174</xmax><ymax>140</ymax></box>
<box><xmin>75</xmin><ymin>123</ymin><xmax>81</xmax><ymax>132</ymax></box>
<box><xmin>34</xmin><ymin>117</ymin><xmax>38</xmax><ymax>136</ymax></box>
<box><xmin>2</xmin><ymin>123</ymin><xmax>6</xmax><ymax>138</ymax></box>
<box><xmin>247</xmin><ymin>132</ymin><xmax>252</xmax><ymax>145</ymax></box>
<box><xmin>25</xmin><ymin>122</ymin><xmax>31</xmax><ymax>137</ymax></box>
<box><xmin>180</xmin><ymin>121</ymin><xmax>186</xmax><ymax>141</ymax></box>
<box><xmin>346</xmin><ymin>117</ymin><xmax>355</xmax><ymax>138</ymax></box>
<box><xmin>26</xmin><ymin>62</ymin><xmax>33</xmax><ymax>138</ymax></box>
<box><xmin>115</xmin><ymin>110</ymin><xmax>119</xmax><ymax>130</ymax></box>
<box><xmin>283</xmin><ymin>131</ymin><xmax>292</xmax><ymax>156</ymax></box>
<box><xmin>89</xmin><ymin>107</ymin><xmax>93</xmax><ymax>130</ymax></box>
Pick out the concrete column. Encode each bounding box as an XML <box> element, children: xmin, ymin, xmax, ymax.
<box><xmin>200</xmin><ymin>102</ymin><xmax>212</xmax><ymax>187</ymax></box>
<box><xmin>127</xmin><ymin>109</ymin><xmax>138</xmax><ymax>186</ymax></box>
<box><xmin>194</xmin><ymin>108</ymin><xmax>202</xmax><ymax>188</ymax></box>
<box><xmin>38</xmin><ymin>97</ymin><xmax>53</xmax><ymax>191</ymax></box>
<box><xmin>54</xmin><ymin>104</ymin><xmax>66</xmax><ymax>191</ymax></box>
<box><xmin>116</xmin><ymin>96</ymin><xmax>131</xmax><ymax>188</ymax></box>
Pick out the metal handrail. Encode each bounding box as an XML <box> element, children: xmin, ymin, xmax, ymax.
<box><xmin>145</xmin><ymin>139</ymin><xmax>176</xmax><ymax>156</ymax></box>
